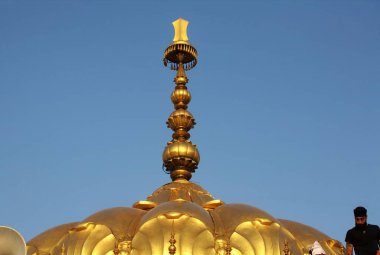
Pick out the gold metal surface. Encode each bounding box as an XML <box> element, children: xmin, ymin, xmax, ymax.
<box><xmin>80</xmin><ymin>207</ymin><xmax>146</xmax><ymax>241</ymax></box>
<box><xmin>0</xmin><ymin>226</ymin><xmax>27</xmax><ymax>255</ymax></box>
<box><xmin>25</xmin><ymin>18</ymin><xmax>344</xmax><ymax>255</ymax></box>
<box><xmin>162</xmin><ymin>19</ymin><xmax>200</xmax><ymax>181</ymax></box>
<box><xmin>283</xmin><ymin>240</ymin><xmax>290</xmax><ymax>255</ymax></box>
<box><xmin>215</xmin><ymin>239</ymin><xmax>228</xmax><ymax>255</ymax></box>
<box><xmin>162</xmin><ymin>141</ymin><xmax>200</xmax><ymax>179</ymax></box>
<box><xmin>278</xmin><ymin>219</ymin><xmax>344</xmax><ymax>255</ymax></box>
<box><xmin>203</xmin><ymin>200</ymin><xmax>225</xmax><ymax>210</ymax></box>
<box><xmin>172</xmin><ymin>18</ymin><xmax>189</xmax><ymax>43</ymax></box>
<box><xmin>226</xmin><ymin>241</ymin><xmax>232</xmax><ymax>255</ymax></box>
<box><xmin>27</xmin><ymin>222</ymin><xmax>78</xmax><ymax>255</ymax></box>
<box><xmin>132</xmin><ymin>201</ymin><xmax>158</xmax><ymax>210</ymax></box>
<box><xmin>171</xmin><ymin>88</ymin><xmax>191</xmax><ymax>110</ymax></box>
<box><xmin>118</xmin><ymin>240</ymin><xmax>132</xmax><ymax>255</ymax></box>
<box><xmin>167</xmin><ymin>109</ymin><xmax>195</xmax><ymax>134</ymax></box>
<box><xmin>168</xmin><ymin>225</ymin><xmax>177</xmax><ymax>255</ymax></box>
<box><xmin>26</xmin><ymin>183</ymin><xmax>344</xmax><ymax>255</ymax></box>
<box><xmin>147</xmin><ymin>179</ymin><xmax>215</xmax><ymax>205</ymax></box>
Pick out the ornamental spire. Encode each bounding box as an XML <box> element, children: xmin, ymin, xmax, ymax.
<box><xmin>162</xmin><ymin>18</ymin><xmax>199</xmax><ymax>181</ymax></box>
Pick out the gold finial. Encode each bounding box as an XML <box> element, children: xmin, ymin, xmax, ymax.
<box><xmin>113</xmin><ymin>240</ymin><xmax>120</xmax><ymax>255</ymax></box>
<box><xmin>113</xmin><ymin>239</ymin><xmax>132</xmax><ymax>255</ymax></box>
<box><xmin>226</xmin><ymin>240</ymin><xmax>232</xmax><ymax>255</ymax></box>
<box><xmin>172</xmin><ymin>18</ymin><xmax>189</xmax><ymax>43</ymax></box>
<box><xmin>215</xmin><ymin>239</ymin><xmax>232</xmax><ymax>255</ymax></box>
<box><xmin>163</xmin><ymin>18</ymin><xmax>197</xmax><ymax>71</ymax></box>
<box><xmin>168</xmin><ymin>232</ymin><xmax>176</xmax><ymax>255</ymax></box>
<box><xmin>340</xmin><ymin>245</ymin><xmax>345</xmax><ymax>255</ymax></box>
<box><xmin>283</xmin><ymin>240</ymin><xmax>290</xmax><ymax>255</ymax></box>
<box><xmin>168</xmin><ymin>221</ymin><xmax>177</xmax><ymax>255</ymax></box>
<box><xmin>120</xmin><ymin>240</ymin><xmax>132</xmax><ymax>255</ymax></box>
<box><xmin>162</xmin><ymin>19</ymin><xmax>200</xmax><ymax>181</ymax></box>
<box><xmin>61</xmin><ymin>243</ymin><xmax>66</xmax><ymax>255</ymax></box>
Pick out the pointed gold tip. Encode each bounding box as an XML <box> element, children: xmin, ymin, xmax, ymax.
<box><xmin>172</xmin><ymin>18</ymin><xmax>189</xmax><ymax>43</ymax></box>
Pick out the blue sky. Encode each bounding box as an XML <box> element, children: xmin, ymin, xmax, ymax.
<box><xmin>1</xmin><ymin>1</ymin><xmax>379</xmax><ymax>245</ymax></box>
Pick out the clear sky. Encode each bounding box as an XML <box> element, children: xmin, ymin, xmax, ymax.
<box><xmin>1</xmin><ymin>0</ymin><xmax>379</xmax><ymax>246</ymax></box>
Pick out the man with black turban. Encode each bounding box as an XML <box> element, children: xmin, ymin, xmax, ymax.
<box><xmin>345</xmin><ymin>206</ymin><xmax>380</xmax><ymax>255</ymax></box>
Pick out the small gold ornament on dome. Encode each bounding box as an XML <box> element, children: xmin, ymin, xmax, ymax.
<box><xmin>168</xmin><ymin>232</ymin><xmax>176</xmax><ymax>255</ymax></box>
<box><xmin>283</xmin><ymin>240</ymin><xmax>290</xmax><ymax>255</ymax></box>
<box><xmin>60</xmin><ymin>243</ymin><xmax>66</xmax><ymax>255</ymax></box>
<box><xmin>226</xmin><ymin>240</ymin><xmax>232</xmax><ymax>255</ymax></box>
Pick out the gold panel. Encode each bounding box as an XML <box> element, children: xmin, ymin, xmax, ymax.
<box><xmin>132</xmin><ymin>213</ymin><xmax>215</xmax><ymax>255</ymax></box>
<box><xmin>229</xmin><ymin>221</ymin><xmax>302</xmax><ymax>255</ymax></box>
<box><xmin>212</xmin><ymin>204</ymin><xmax>278</xmax><ymax>237</ymax></box>
<box><xmin>147</xmin><ymin>180</ymin><xmax>215</xmax><ymax>205</ymax></box>
<box><xmin>81</xmin><ymin>207</ymin><xmax>146</xmax><ymax>241</ymax></box>
<box><xmin>27</xmin><ymin>222</ymin><xmax>79</xmax><ymax>255</ymax></box>
<box><xmin>278</xmin><ymin>219</ymin><xmax>344</xmax><ymax>255</ymax></box>
<box><xmin>203</xmin><ymin>199</ymin><xmax>225</xmax><ymax>210</ymax></box>
<box><xmin>53</xmin><ymin>223</ymin><xmax>115</xmax><ymax>255</ymax></box>
<box><xmin>172</xmin><ymin>18</ymin><xmax>189</xmax><ymax>43</ymax></box>
<box><xmin>137</xmin><ymin>200</ymin><xmax>214</xmax><ymax>230</ymax></box>
<box><xmin>132</xmin><ymin>201</ymin><xmax>158</xmax><ymax>210</ymax></box>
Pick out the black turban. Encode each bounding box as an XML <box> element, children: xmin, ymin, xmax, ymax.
<box><xmin>354</xmin><ymin>206</ymin><xmax>367</xmax><ymax>217</ymax></box>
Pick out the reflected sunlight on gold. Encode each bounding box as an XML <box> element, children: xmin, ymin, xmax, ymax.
<box><xmin>25</xmin><ymin>19</ymin><xmax>344</xmax><ymax>255</ymax></box>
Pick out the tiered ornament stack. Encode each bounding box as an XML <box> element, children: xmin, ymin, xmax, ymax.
<box><xmin>162</xmin><ymin>18</ymin><xmax>200</xmax><ymax>181</ymax></box>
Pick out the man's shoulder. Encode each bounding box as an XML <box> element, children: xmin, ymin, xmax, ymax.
<box><xmin>367</xmin><ymin>224</ymin><xmax>380</xmax><ymax>230</ymax></box>
<box><xmin>346</xmin><ymin>226</ymin><xmax>356</xmax><ymax>234</ymax></box>
<box><xmin>345</xmin><ymin>226</ymin><xmax>357</xmax><ymax>241</ymax></box>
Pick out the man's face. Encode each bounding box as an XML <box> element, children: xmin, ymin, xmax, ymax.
<box><xmin>355</xmin><ymin>216</ymin><xmax>367</xmax><ymax>226</ymax></box>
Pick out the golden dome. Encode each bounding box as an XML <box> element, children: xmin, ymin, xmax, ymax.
<box><xmin>25</xmin><ymin>18</ymin><xmax>345</xmax><ymax>255</ymax></box>
<box><xmin>26</xmin><ymin>181</ymin><xmax>344</xmax><ymax>255</ymax></box>
<box><xmin>27</xmin><ymin>222</ymin><xmax>78</xmax><ymax>255</ymax></box>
